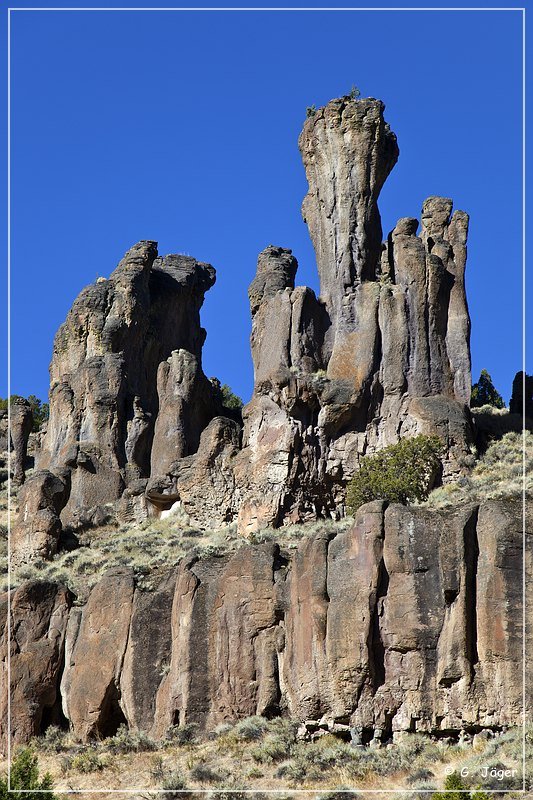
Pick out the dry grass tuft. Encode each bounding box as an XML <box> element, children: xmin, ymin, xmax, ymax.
<box><xmin>423</xmin><ymin>431</ymin><xmax>532</xmax><ymax>509</ymax></box>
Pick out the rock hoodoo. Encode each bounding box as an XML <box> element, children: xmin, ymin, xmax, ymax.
<box><xmin>36</xmin><ymin>242</ymin><xmax>219</xmax><ymax>530</ymax></box>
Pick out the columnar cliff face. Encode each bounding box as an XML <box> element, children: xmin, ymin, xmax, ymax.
<box><xmin>2</xmin><ymin>499</ymin><xmax>529</xmax><ymax>747</ymax></box>
<box><xmin>226</xmin><ymin>99</ymin><xmax>474</xmax><ymax>533</ymax></box>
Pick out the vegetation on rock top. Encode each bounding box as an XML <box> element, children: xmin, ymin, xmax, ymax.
<box><xmin>346</xmin><ymin>435</ymin><xmax>444</xmax><ymax>513</ymax></box>
<box><xmin>0</xmin><ymin>395</ymin><xmax>49</xmax><ymax>432</ymax></box>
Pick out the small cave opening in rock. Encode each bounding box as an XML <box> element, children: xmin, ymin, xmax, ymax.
<box><xmin>40</xmin><ymin>700</ymin><xmax>69</xmax><ymax>734</ymax></box>
<box><xmin>94</xmin><ymin>682</ymin><xmax>128</xmax><ymax>739</ymax></box>
<box><xmin>172</xmin><ymin>709</ymin><xmax>180</xmax><ymax>726</ymax></box>
<box><xmin>444</xmin><ymin>588</ymin><xmax>459</xmax><ymax>606</ymax></box>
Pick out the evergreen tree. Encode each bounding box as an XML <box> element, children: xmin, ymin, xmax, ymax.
<box><xmin>432</xmin><ymin>772</ymin><xmax>468</xmax><ymax>800</ymax></box>
<box><xmin>0</xmin><ymin>749</ymin><xmax>55</xmax><ymax>800</ymax></box>
<box><xmin>470</xmin><ymin>369</ymin><xmax>505</xmax><ymax>409</ymax></box>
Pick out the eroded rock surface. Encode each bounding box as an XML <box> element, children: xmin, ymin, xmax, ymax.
<box><xmin>0</xmin><ymin>581</ymin><xmax>72</xmax><ymax>745</ymax></box>
<box><xmin>11</xmin><ymin>470</ymin><xmax>71</xmax><ymax>566</ymax></box>
<box><xmin>10</xmin><ymin>399</ymin><xmax>34</xmax><ymax>485</ymax></box>
<box><xmin>38</xmin><ymin>242</ymin><xmax>218</xmax><ymax>528</ymax></box>
<box><xmin>2</xmin><ymin>499</ymin><xmax>529</xmax><ymax>748</ymax></box>
<box><xmin>154</xmin><ymin>98</ymin><xmax>474</xmax><ymax>534</ymax></box>
<box><xmin>15</xmin><ymin>94</ymin><xmax>475</xmax><ymax>539</ymax></box>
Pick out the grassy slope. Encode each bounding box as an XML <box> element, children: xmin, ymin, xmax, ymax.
<box><xmin>3</xmin><ymin>718</ymin><xmax>529</xmax><ymax>799</ymax></box>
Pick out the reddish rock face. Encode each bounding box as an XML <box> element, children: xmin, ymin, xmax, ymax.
<box><xmin>153</xmin><ymin>543</ymin><xmax>285</xmax><ymax>737</ymax></box>
<box><xmin>3</xmin><ymin>499</ymin><xmax>528</xmax><ymax>748</ymax></box>
<box><xmin>0</xmin><ymin>581</ymin><xmax>72</xmax><ymax>747</ymax></box>
<box><xmin>60</xmin><ymin>569</ymin><xmax>135</xmax><ymax>740</ymax></box>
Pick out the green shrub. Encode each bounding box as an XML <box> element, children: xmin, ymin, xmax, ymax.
<box><xmin>0</xmin><ymin>748</ymin><xmax>55</xmax><ymax>799</ymax></box>
<box><xmin>70</xmin><ymin>750</ymin><xmax>106</xmax><ymax>773</ymax></box>
<box><xmin>160</xmin><ymin>770</ymin><xmax>191</xmax><ymax>799</ymax></box>
<box><xmin>251</xmin><ymin>733</ymin><xmax>291</xmax><ymax>763</ymax></box>
<box><xmin>432</xmin><ymin>773</ymin><xmax>469</xmax><ymax>800</ymax></box>
<box><xmin>220</xmin><ymin>383</ymin><xmax>243</xmax><ymax>411</ymax></box>
<box><xmin>471</xmin><ymin>370</ymin><xmax>505</xmax><ymax>409</ymax></box>
<box><xmin>35</xmin><ymin>725</ymin><xmax>67</xmax><ymax>754</ymax></box>
<box><xmin>306</xmin><ymin>105</ymin><xmax>317</xmax><ymax>117</ymax></box>
<box><xmin>166</xmin><ymin>722</ymin><xmax>199</xmax><ymax>745</ymax></box>
<box><xmin>188</xmin><ymin>762</ymin><xmax>226</xmax><ymax>785</ymax></box>
<box><xmin>346</xmin><ymin>435</ymin><xmax>444</xmax><ymax>513</ymax></box>
<box><xmin>104</xmin><ymin>723</ymin><xmax>157</xmax><ymax>754</ymax></box>
<box><xmin>231</xmin><ymin>715</ymin><xmax>269</xmax><ymax>741</ymax></box>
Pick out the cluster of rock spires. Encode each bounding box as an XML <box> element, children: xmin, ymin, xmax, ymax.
<box><xmin>2</xmin><ymin>95</ymin><xmax>530</xmax><ymax>750</ymax></box>
<box><xmin>14</xmin><ymin>97</ymin><xmax>475</xmax><ymax>560</ymax></box>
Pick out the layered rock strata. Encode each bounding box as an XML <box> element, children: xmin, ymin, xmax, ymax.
<box><xmin>2</xmin><ymin>498</ymin><xmax>529</xmax><ymax>748</ymax></box>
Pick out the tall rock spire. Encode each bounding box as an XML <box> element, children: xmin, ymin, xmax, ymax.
<box><xmin>299</xmin><ymin>97</ymin><xmax>399</xmax><ymax>365</ymax></box>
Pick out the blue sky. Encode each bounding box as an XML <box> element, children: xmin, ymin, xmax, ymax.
<box><xmin>2</xmin><ymin>3</ymin><xmax>527</xmax><ymax>406</ymax></box>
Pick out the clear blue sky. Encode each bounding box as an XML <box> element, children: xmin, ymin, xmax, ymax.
<box><xmin>2</xmin><ymin>3</ymin><xmax>527</xmax><ymax>406</ymax></box>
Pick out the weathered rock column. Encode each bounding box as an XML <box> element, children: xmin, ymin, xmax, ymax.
<box><xmin>10</xmin><ymin>399</ymin><xmax>33</xmax><ymax>485</ymax></box>
<box><xmin>299</xmin><ymin>97</ymin><xmax>399</xmax><ymax>371</ymax></box>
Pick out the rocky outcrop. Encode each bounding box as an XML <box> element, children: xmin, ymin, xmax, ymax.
<box><xmin>0</xmin><ymin>401</ymin><xmax>33</xmax><ymax>486</ymax></box>
<box><xmin>149</xmin><ymin>98</ymin><xmax>473</xmax><ymax>534</ymax></box>
<box><xmin>299</xmin><ymin>97</ymin><xmax>399</xmax><ymax>362</ymax></box>
<box><xmin>0</xmin><ymin>581</ymin><xmax>72</xmax><ymax>744</ymax></box>
<box><xmin>510</xmin><ymin>371</ymin><xmax>533</xmax><ymax>420</ymax></box>
<box><xmin>61</xmin><ymin>569</ymin><xmax>135</xmax><ymax>739</ymax></box>
<box><xmin>150</xmin><ymin>350</ymin><xmax>217</xmax><ymax>478</ymax></box>
<box><xmin>37</xmin><ymin>242</ymin><xmax>218</xmax><ymax>528</ymax></box>
<box><xmin>11</xmin><ymin>470</ymin><xmax>71</xmax><ymax>566</ymax></box>
<box><xmin>10</xmin><ymin>399</ymin><xmax>34</xmax><ymax>485</ymax></box>
<box><xmin>2</xmin><ymin>498</ymin><xmax>529</xmax><ymax>748</ymax></box>
<box><xmin>148</xmin><ymin>416</ymin><xmax>242</xmax><ymax>529</ymax></box>
<box><xmin>21</xmin><ymin>94</ymin><xmax>475</xmax><ymax>539</ymax></box>
<box><xmin>12</xmin><ymin>94</ymin><xmax>474</xmax><ymax>540</ymax></box>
